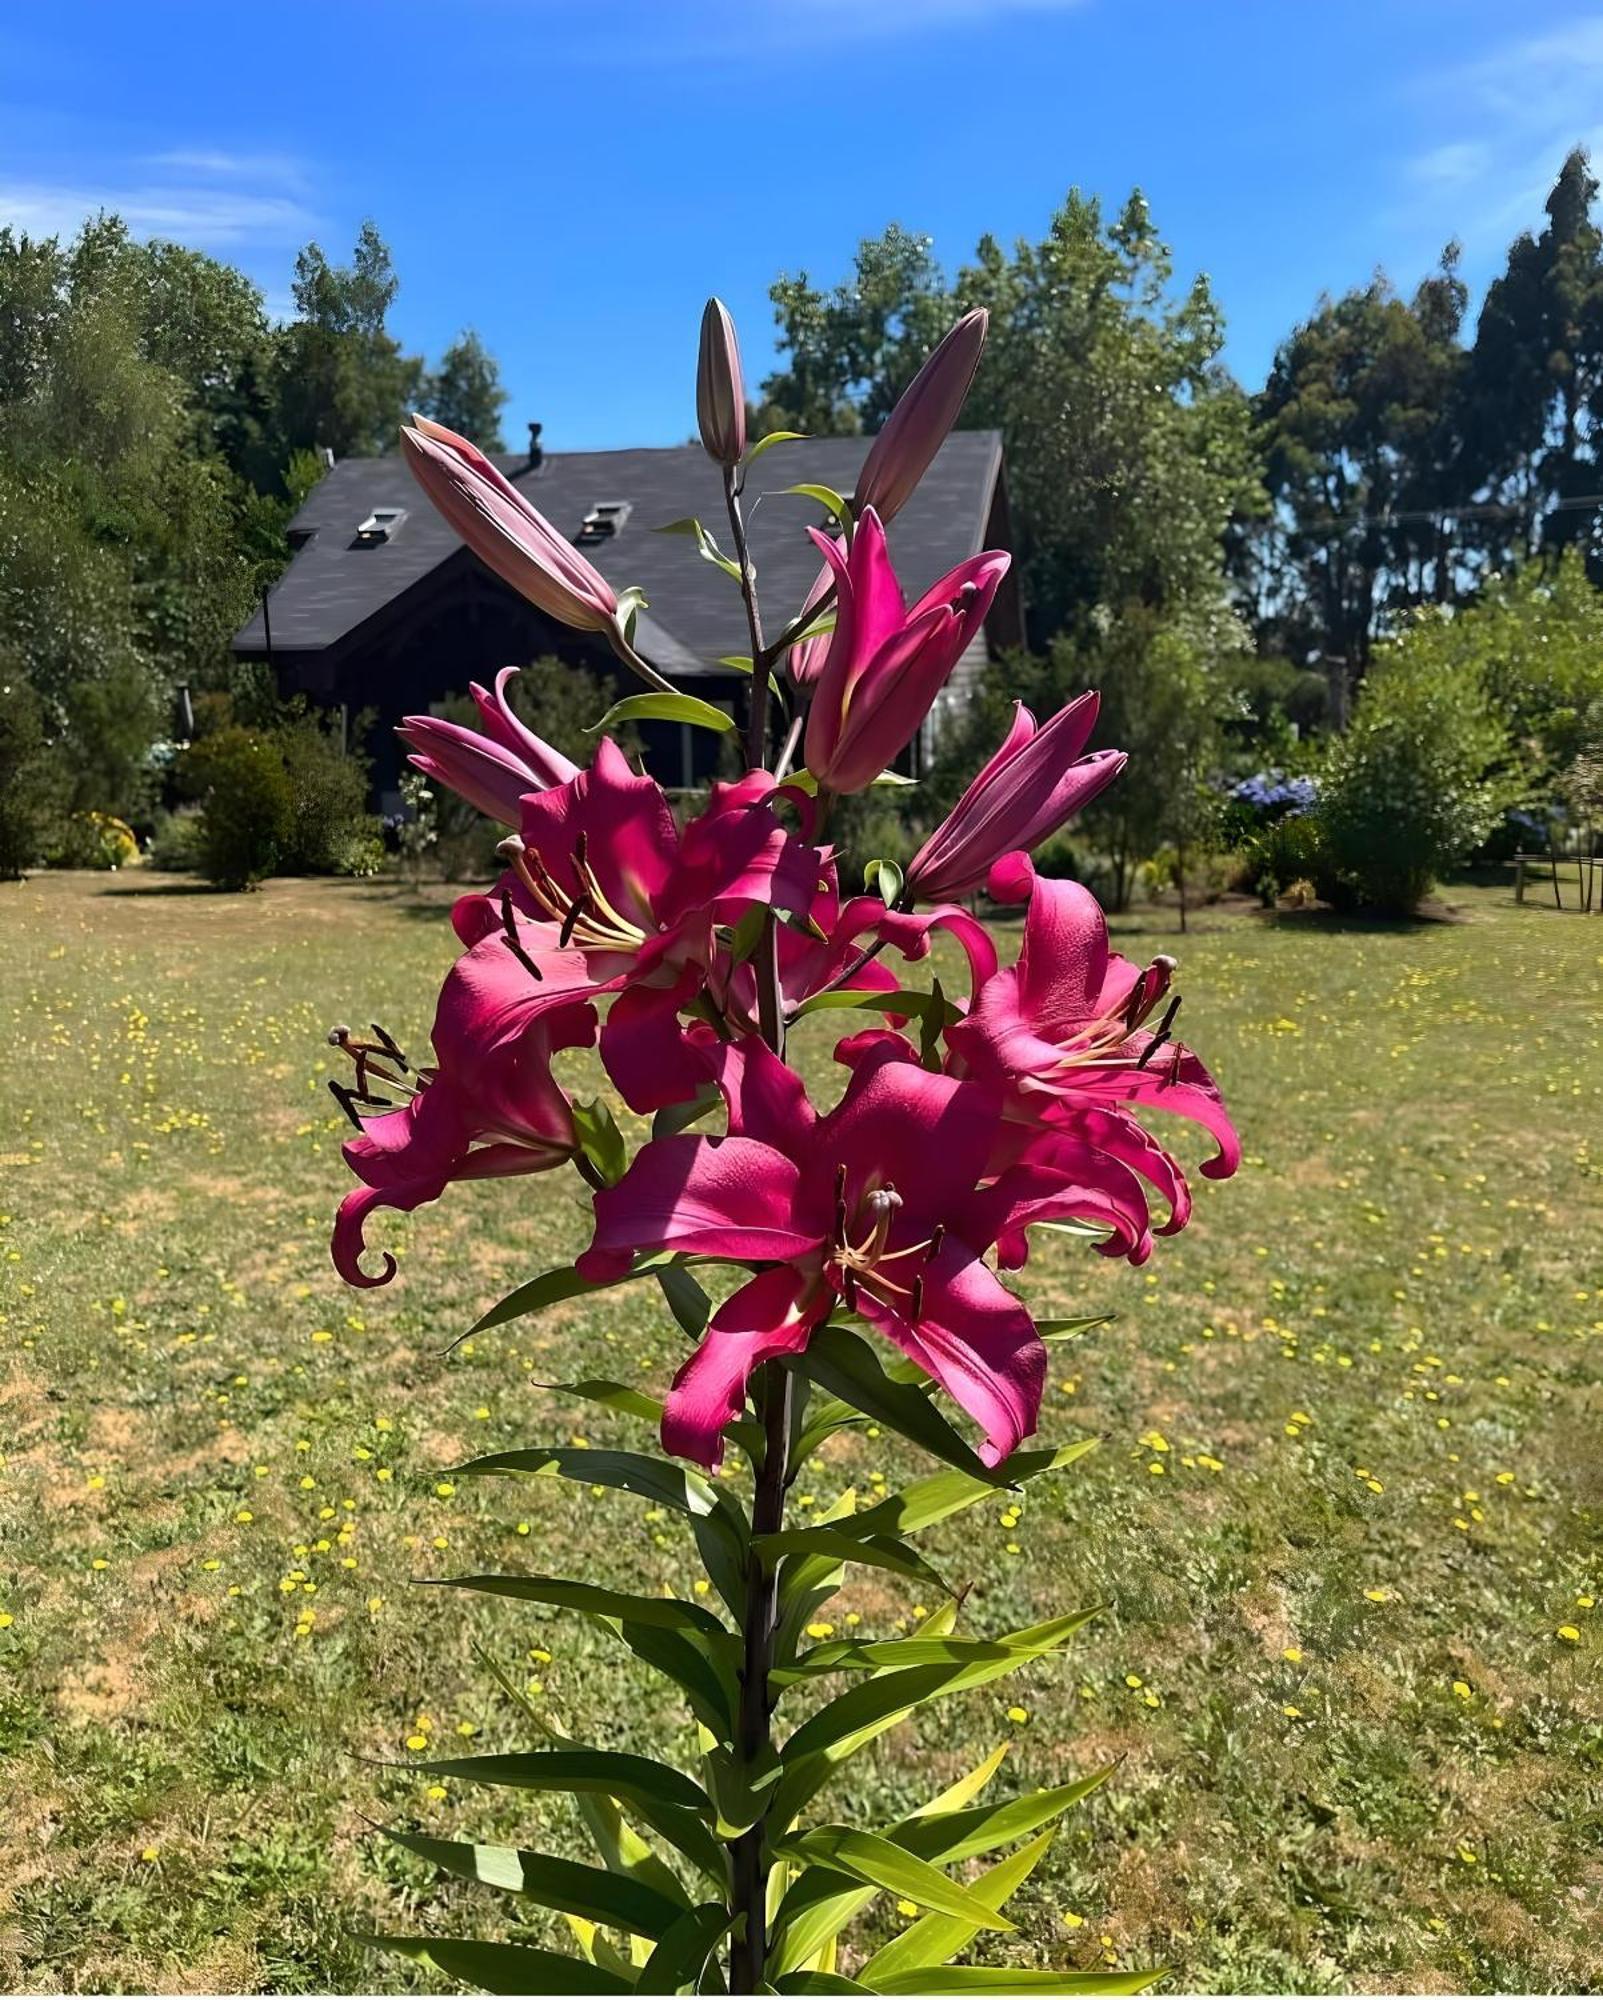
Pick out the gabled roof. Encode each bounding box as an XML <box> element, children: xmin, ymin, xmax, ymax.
<box><xmin>233</xmin><ymin>431</ymin><xmax>1007</xmax><ymax>674</ymax></box>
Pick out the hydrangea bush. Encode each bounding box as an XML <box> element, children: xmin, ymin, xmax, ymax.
<box><xmin>325</xmin><ymin>299</ymin><xmax>1239</xmax><ymax>1995</ymax></box>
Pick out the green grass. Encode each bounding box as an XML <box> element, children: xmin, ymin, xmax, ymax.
<box><xmin>1</xmin><ymin>869</ymin><xmax>1600</xmax><ymax>1994</ymax></box>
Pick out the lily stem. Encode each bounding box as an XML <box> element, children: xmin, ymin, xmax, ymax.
<box><xmin>728</xmin><ymin>1360</ymin><xmax>793</xmax><ymax>1992</ymax></box>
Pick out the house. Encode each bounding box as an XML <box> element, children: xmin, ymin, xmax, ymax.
<box><xmin>231</xmin><ymin>428</ymin><xmax>1020</xmax><ymax>803</ymax></box>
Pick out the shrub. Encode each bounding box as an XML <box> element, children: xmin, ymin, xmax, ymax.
<box><xmin>275</xmin><ymin>713</ymin><xmax>383</xmax><ymax>875</ymax></box>
<box><xmin>147</xmin><ymin>804</ymin><xmax>207</xmax><ymax>872</ymax></box>
<box><xmin>1240</xmin><ymin>811</ymin><xmax>1332</xmax><ymax>907</ymax></box>
<box><xmin>1318</xmin><ymin>629</ymin><xmax>1512</xmax><ymax>912</ymax></box>
<box><xmin>187</xmin><ymin>727</ymin><xmax>294</xmax><ymax>889</ymax></box>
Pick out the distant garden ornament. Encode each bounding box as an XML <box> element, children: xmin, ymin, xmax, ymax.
<box><xmin>325</xmin><ymin>297</ymin><xmax>1238</xmax><ymax>1994</ymax></box>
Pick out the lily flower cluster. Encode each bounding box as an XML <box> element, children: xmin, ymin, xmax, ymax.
<box><xmin>332</xmin><ymin>301</ymin><xmax>1237</xmax><ymax>1478</ymax></box>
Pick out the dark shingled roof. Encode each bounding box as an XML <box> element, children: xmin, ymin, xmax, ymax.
<box><xmin>233</xmin><ymin>431</ymin><xmax>1006</xmax><ymax>675</ymax></box>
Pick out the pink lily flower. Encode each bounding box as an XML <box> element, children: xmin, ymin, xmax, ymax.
<box><xmin>401</xmin><ymin>415</ymin><xmax>620</xmax><ymax>635</ymax></box>
<box><xmin>398</xmin><ymin>667</ymin><xmax>580</xmax><ymax>826</ymax></box>
<box><xmin>329</xmin><ymin>936</ymin><xmax>598</xmax><ymax>1288</ymax></box>
<box><xmin>576</xmin><ymin>1037</ymin><xmax>1051</xmax><ymax>1470</ymax></box>
<box><xmin>453</xmin><ymin>741</ymin><xmax>823</xmax><ymax>1113</ymax></box>
<box><xmin>945</xmin><ymin>858</ymin><xmax>1240</xmax><ymax>1189</ymax></box>
<box><xmin>855</xmin><ymin>309</ymin><xmax>988</xmax><ymax>526</ymax></box>
<box><xmin>803</xmin><ymin>509</ymin><xmax>1010</xmax><ymax>796</ymax></box>
<box><xmin>905</xmin><ymin>693</ymin><xmax>1128</xmax><ymax>902</ymax></box>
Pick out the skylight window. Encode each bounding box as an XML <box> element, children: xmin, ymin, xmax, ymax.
<box><xmin>356</xmin><ymin>507</ymin><xmax>408</xmax><ymax>546</ymax></box>
<box><xmin>576</xmin><ymin>500</ymin><xmax>632</xmax><ymax>545</ymax></box>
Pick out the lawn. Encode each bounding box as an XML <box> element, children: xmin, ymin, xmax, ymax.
<box><xmin>1</xmin><ymin>870</ymin><xmax>1599</xmax><ymax>1996</ymax></box>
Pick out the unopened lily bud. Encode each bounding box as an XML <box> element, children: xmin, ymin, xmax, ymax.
<box><xmin>854</xmin><ymin>308</ymin><xmax>987</xmax><ymax>524</ymax></box>
<box><xmin>696</xmin><ymin>298</ymin><xmax>746</xmax><ymax>466</ymax></box>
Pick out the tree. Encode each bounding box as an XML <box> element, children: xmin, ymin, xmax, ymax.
<box><xmin>1464</xmin><ymin>148</ymin><xmax>1603</xmax><ymax>574</ymax></box>
<box><xmin>274</xmin><ymin>221</ymin><xmax>422</xmax><ymax>461</ymax></box>
<box><xmin>761</xmin><ymin>194</ymin><xmax>1256</xmax><ymax>644</ymax></box>
<box><xmin>1248</xmin><ymin>253</ymin><xmax>1469</xmax><ymax>710</ymax></box>
<box><xmin>421</xmin><ymin>329</ymin><xmax>509</xmax><ymax>447</ymax></box>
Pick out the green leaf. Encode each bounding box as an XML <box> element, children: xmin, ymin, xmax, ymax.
<box><xmin>863</xmin><ymin>856</ymin><xmax>905</xmax><ymax>907</ymax></box>
<box><xmin>771</xmin><ymin>1614</ymin><xmax>1098</xmax><ymax>1827</ymax></box>
<box><xmin>634</xmin><ymin>1902</ymin><xmax>731</xmax><ymax>1993</ymax></box>
<box><xmin>1038</xmin><ymin>1314</ymin><xmax>1115</xmax><ymax>1343</ymax></box>
<box><xmin>744</xmin><ymin>428</ymin><xmax>808</xmax><ymax>467</ymax></box>
<box><xmin>874</xmin><ymin>1971</ymin><xmax>1161</xmax><ymax>1995</ymax></box>
<box><xmin>426</xmin><ymin>1573</ymin><xmax>730</xmax><ymax>1638</ymax></box>
<box><xmin>410</xmin><ymin>1746</ymin><xmax>714</xmax><ymax>1820</ymax></box>
<box><xmin>897</xmin><ymin>1767</ymin><xmax>1116</xmax><ymax>1869</ymax></box>
<box><xmin>793</xmin><ymin>1632</ymin><xmax>1079</xmax><ymax>1675</ymax></box>
<box><xmin>778</xmin><ymin>482</ymin><xmax>853</xmax><ymax>524</ymax></box>
<box><xmin>718</xmin><ymin>652</ymin><xmax>755</xmax><ymax>672</ymax></box>
<box><xmin>790</xmin><ymin>985</ymin><xmax>945</xmax><ymax>1026</ymax></box>
<box><xmin>447</xmin><ymin>1445</ymin><xmax>723</xmax><ymax>1518</ymax></box>
<box><xmin>757</xmin><ymin>1525</ymin><xmax>948</xmax><ymax>1594</ymax></box>
<box><xmin>777</xmin><ymin>1827</ymin><xmax>1013</xmax><ymax>1932</ymax></box>
<box><xmin>789</xmin><ymin>1324</ymin><xmax>991</xmax><ymax>1480</ymax></box>
<box><xmin>849</xmin><ymin>1438</ymin><xmax>1101</xmax><ymax>1539</ymax></box>
<box><xmin>859</xmin><ymin>1829</ymin><xmax>1056</xmax><ymax>1982</ymax></box>
<box><xmin>651</xmin><ymin>516</ymin><xmax>744</xmax><ymax>581</ymax></box>
<box><xmin>789</xmin><ymin>1392</ymin><xmax>863</xmax><ymax>1470</ymax></box>
<box><xmin>780</xmin><ymin>1611</ymin><xmax>1097</xmax><ymax>1766</ymax></box>
<box><xmin>572</xmin><ymin>1098</ymin><xmax>628</xmax><ymax>1186</ymax></box>
<box><xmin>592</xmin><ymin>691</ymin><xmax>736</xmax><ymax>736</ymax></box>
<box><xmin>613</xmin><ymin>1620</ymin><xmax>737</xmax><ymax>1738</ymax></box>
<box><xmin>657</xmin><ymin>1264</ymin><xmax>712</xmax><ymax>1340</ymax></box>
<box><xmin>537</xmin><ymin>1377</ymin><xmax>664</xmax><ymax>1425</ymax></box>
<box><xmin>462</xmin><ymin>1262</ymin><xmax>602</xmax><ymax>1341</ymax></box>
<box><xmin>357</xmin><ymin>1934</ymin><xmax>632</xmax><ymax>1994</ymax></box>
<box><xmin>769</xmin><ymin>1764</ymin><xmax>1106</xmax><ymax>1976</ymax></box>
<box><xmin>653</xmin><ymin>1088</ymin><xmax>719</xmax><ymax>1140</ymax></box>
<box><xmin>378</xmin><ymin>1826</ymin><xmax>688</xmax><ymax>1939</ymax></box>
<box><xmin>774</xmin><ymin>1976</ymin><xmax>874</xmax><ymax>1995</ymax></box>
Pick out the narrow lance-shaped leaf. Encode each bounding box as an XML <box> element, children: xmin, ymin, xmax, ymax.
<box><xmin>777</xmin><ymin>1826</ymin><xmax>1014</xmax><ymax>1932</ymax></box>
<box><xmin>424</xmin><ymin>1572</ymin><xmax>732</xmax><ymax>1638</ymax></box>
<box><xmin>377</xmin><ymin>1825</ymin><xmax>688</xmax><ymax>1939</ymax></box>
<box><xmin>634</xmin><ymin>1902</ymin><xmax>733</xmax><ymax>1995</ymax></box>
<box><xmin>788</xmin><ymin>1322</ymin><xmax>992</xmax><ymax>1479</ymax></box>
<box><xmin>858</xmin><ymin>1828</ymin><xmax>1057</xmax><ymax>1983</ymax></box>
<box><xmin>591</xmin><ymin>690</ymin><xmax>736</xmax><ymax>735</ymax></box>
<box><xmin>357</xmin><ymin>1934</ymin><xmax>632</xmax><ymax>1995</ymax></box>
<box><xmin>874</xmin><ymin>1971</ymin><xmax>1162</xmax><ymax>1996</ymax></box>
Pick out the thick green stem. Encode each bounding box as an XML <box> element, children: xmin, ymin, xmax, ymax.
<box><xmin>728</xmin><ymin>1362</ymin><xmax>793</xmax><ymax>1991</ymax></box>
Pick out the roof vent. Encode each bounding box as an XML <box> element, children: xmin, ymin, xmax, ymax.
<box><xmin>576</xmin><ymin>500</ymin><xmax>631</xmax><ymax>546</ymax></box>
<box><xmin>355</xmin><ymin>506</ymin><xmax>407</xmax><ymax>546</ymax></box>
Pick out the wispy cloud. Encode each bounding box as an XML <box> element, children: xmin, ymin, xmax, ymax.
<box><xmin>1400</xmin><ymin>16</ymin><xmax>1603</xmax><ymax>252</ymax></box>
<box><xmin>0</xmin><ymin>146</ymin><xmax>318</xmax><ymax>250</ymax></box>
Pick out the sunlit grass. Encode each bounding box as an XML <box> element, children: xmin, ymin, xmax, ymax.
<box><xmin>0</xmin><ymin>870</ymin><xmax>1598</xmax><ymax>1993</ymax></box>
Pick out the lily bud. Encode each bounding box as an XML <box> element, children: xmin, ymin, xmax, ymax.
<box><xmin>696</xmin><ymin>297</ymin><xmax>746</xmax><ymax>466</ymax></box>
<box><xmin>401</xmin><ymin>415</ymin><xmax>619</xmax><ymax>634</ymax></box>
<box><xmin>854</xmin><ymin>308</ymin><xmax>987</xmax><ymax>524</ymax></box>
<box><xmin>905</xmin><ymin>692</ymin><xmax>1128</xmax><ymax>901</ymax></box>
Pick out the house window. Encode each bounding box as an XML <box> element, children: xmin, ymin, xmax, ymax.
<box><xmin>576</xmin><ymin>500</ymin><xmax>632</xmax><ymax>545</ymax></box>
<box><xmin>355</xmin><ymin>507</ymin><xmax>408</xmax><ymax>546</ymax></box>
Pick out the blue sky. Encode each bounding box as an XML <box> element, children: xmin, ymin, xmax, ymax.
<box><xmin>4</xmin><ymin>1</ymin><xmax>1601</xmax><ymax>449</ymax></box>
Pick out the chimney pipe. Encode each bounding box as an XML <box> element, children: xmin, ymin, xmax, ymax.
<box><xmin>526</xmin><ymin>421</ymin><xmax>544</xmax><ymax>472</ymax></box>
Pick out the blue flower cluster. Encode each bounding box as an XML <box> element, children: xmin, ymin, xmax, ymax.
<box><xmin>1230</xmin><ymin>770</ymin><xmax>1319</xmax><ymax>819</ymax></box>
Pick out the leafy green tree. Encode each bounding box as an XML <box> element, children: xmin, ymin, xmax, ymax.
<box><xmin>761</xmin><ymin>194</ymin><xmax>1256</xmax><ymax>644</ymax></box>
<box><xmin>1249</xmin><ymin>253</ymin><xmax>1468</xmax><ymax>708</ymax></box>
<box><xmin>274</xmin><ymin>221</ymin><xmax>423</xmax><ymax>461</ymax></box>
<box><xmin>1465</xmin><ymin>149</ymin><xmax>1603</xmax><ymax>572</ymax></box>
<box><xmin>421</xmin><ymin>329</ymin><xmax>509</xmax><ymax>447</ymax></box>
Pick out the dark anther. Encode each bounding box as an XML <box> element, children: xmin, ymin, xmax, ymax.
<box><xmin>574</xmin><ymin>830</ymin><xmax>589</xmax><ymax>868</ymax></box>
<box><xmin>369</xmin><ymin>1022</ymin><xmax>410</xmax><ymax>1073</ymax></box>
<box><xmin>925</xmin><ymin>1223</ymin><xmax>945</xmax><ymax>1264</ymax></box>
<box><xmin>559</xmin><ymin>891</ymin><xmax>590</xmax><ymax>949</ymax></box>
<box><xmin>328</xmin><ymin>1078</ymin><xmax>387</xmax><ymax>1131</ymax></box>
<box><xmin>841</xmin><ymin>1269</ymin><xmax>859</xmax><ymax>1310</ymax></box>
<box><xmin>499</xmin><ymin>887</ymin><xmax>543</xmax><ymax>981</ymax></box>
<box><xmin>909</xmin><ymin>1274</ymin><xmax>925</xmax><ymax>1324</ymax></box>
<box><xmin>1135</xmin><ymin>995</ymin><xmax>1184</xmax><ymax>1071</ymax></box>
